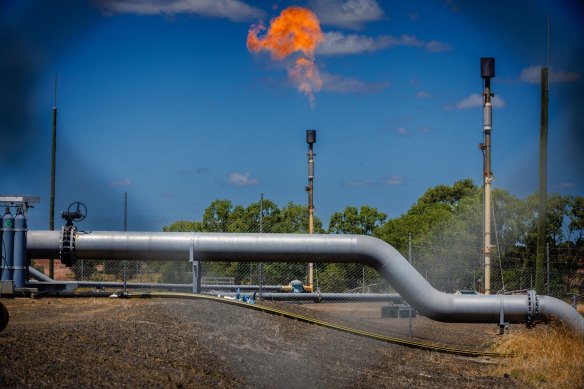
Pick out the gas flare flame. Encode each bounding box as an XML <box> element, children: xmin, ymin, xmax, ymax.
<box><xmin>247</xmin><ymin>6</ymin><xmax>324</xmax><ymax>105</ymax></box>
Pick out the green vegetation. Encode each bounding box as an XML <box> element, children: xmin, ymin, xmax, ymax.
<box><xmin>145</xmin><ymin>179</ymin><xmax>583</xmax><ymax>294</ymax></box>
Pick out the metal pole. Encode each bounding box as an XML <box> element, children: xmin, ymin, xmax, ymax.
<box><xmin>123</xmin><ymin>192</ymin><xmax>128</xmax><ymax>293</ymax></box>
<box><xmin>480</xmin><ymin>58</ymin><xmax>495</xmax><ymax>295</ymax></box>
<box><xmin>546</xmin><ymin>242</ymin><xmax>550</xmax><ymax>296</ymax></box>
<box><xmin>306</xmin><ymin>129</ymin><xmax>316</xmax><ymax>291</ymax></box>
<box><xmin>123</xmin><ymin>192</ymin><xmax>128</xmax><ymax>231</ymax></box>
<box><xmin>536</xmin><ymin>67</ymin><xmax>549</xmax><ymax>294</ymax></box>
<box><xmin>408</xmin><ymin>232</ymin><xmax>412</xmax><ymax>263</ymax></box>
<box><xmin>259</xmin><ymin>193</ymin><xmax>264</xmax><ymax>300</ymax></box>
<box><xmin>49</xmin><ymin>74</ymin><xmax>58</xmax><ymax>279</ymax></box>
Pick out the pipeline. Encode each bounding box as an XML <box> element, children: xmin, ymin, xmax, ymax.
<box><xmin>26</xmin><ymin>231</ymin><xmax>584</xmax><ymax>335</ymax></box>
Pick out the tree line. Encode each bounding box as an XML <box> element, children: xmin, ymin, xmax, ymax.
<box><xmin>162</xmin><ymin>179</ymin><xmax>584</xmax><ymax>295</ymax></box>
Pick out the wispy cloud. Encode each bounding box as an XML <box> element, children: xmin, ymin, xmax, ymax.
<box><xmin>110</xmin><ymin>178</ymin><xmax>134</xmax><ymax>187</ymax></box>
<box><xmin>317</xmin><ymin>31</ymin><xmax>452</xmax><ymax>56</ymax></box>
<box><xmin>519</xmin><ymin>65</ymin><xmax>581</xmax><ymax>84</ymax></box>
<box><xmin>382</xmin><ymin>175</ymin><xmax>404</xmax><ymax>185</ymax></box>
<box><xmin>557</xmin><ymin>182</ymin><xmax>576</xmax><ymax>190</ymax></box>
<box><xmin>342</xmin><ymin>175</ymin><xmax>404</xmax><ymax>187</ymax></box>
<box><xmin>228</xmin><ymin>171</ymin><xmax>259</xmax><ymax>186</ymax></box>
<box><xmin>451</xmin><ymin>93</ymin><xmax>506</xmax><ymax>109</ymax></box>
<box><xmin>420</xmin><ymin>126</ymin><xmax>431</xmax><ymax>133</ymax></box>
<box><xmin>98</xmin><ymin>0</ymin><xmax>265</xmax><ymax>21</ymax></box>
<box><xmin>321</xmin><ymin>72</ymin><xmax>389</xmax><ymax>93</ymax></box>
<box><xmin>309</xmin><ymin>0</ymin><xmax>384</xmax><ymax>30</ymax></box>
<box><xmin>416</xmin><ymin>91</ymin><xmax>432</xmax><ymax>99</ymax></box>
<box><xmin>444</xmin><ymin>0</ymin><xmax>460</xmax><ymax>12</ymax></box>
<box><xmin>396</xmin><ymin>127</ymin><xmax>410</xmax><ymax>136</ymax></box>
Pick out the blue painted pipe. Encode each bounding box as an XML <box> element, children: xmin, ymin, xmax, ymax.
<box><xmin>13</xmin><ymin>209</ymin><xmax>27</xmax><ymax>288</ymax></box>
<box><xmin>1</xmin><ymin>209</ymin><xmax>14</xmax><ymax>281</ymax></box>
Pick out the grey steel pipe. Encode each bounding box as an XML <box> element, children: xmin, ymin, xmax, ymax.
<box><xmin>28</xmin><ymin>266</ymin><xmax>54</xmax><ymax>282</ymax></box>
<box><xmin>26</xmin><ymin>231</ymin><xmax>584</xmax><ymax>334</ymax></box>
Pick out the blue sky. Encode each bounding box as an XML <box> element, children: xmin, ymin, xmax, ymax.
<box><xmin>1</xmin><ymin>0</ymin><xmax>583</xmax><ymax>228</ymax></box>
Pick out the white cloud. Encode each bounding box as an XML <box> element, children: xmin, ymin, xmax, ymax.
<box><xmin>321</xmin><ymin>72</ymin><xmax>389</xmax><ymax>93</ymax></box>
<box><xmin>99</xmin><ymin>0</ymin><xmax>265</xmax><ymax>21</ymax></box>
<box><xmin>420</xmin><ymin>127</ymin><xmax>431</xmax><ymax>133</ymax></box>
<box><xmin>557</xmin><ymin>182</ymin><xmax>576</xmax><ymax>189</ymax></box>
<box><xmin>397</xmin><ymin>127</ymin><xmax>409</xmax><ymax>136</ymax></box>
<box><xmin>454</xmin><ymin>93</ymin><xmax>506</xmax><ymax>109</ymax></box>
<box><xmin>342</xmin><ymin>175</ymin><xmax>404</xmax><ymax>187</ymax></box>
<box><xmin>519</xmin><ymin>65</ymin><xmax>581</xmax><ymax>84</ymax></box>
<box><xmin>416</xmin><ymin>91</ymin><xmax>431</xmax><ymax>99</ymax></box>
<box><xmin>317</xmin><ymin>32</ymin><xmax>452</xmax><ymax>56</ymax></box>
<box><xmin>110</xmin><ymin>178</ymin><xmax>134</xmax><ymax>187</ymax></box>
<box><xmin>228</xmin><ymin>171</ymin><xmax>259</xmax><ymax>186</ymax></box>
<box><xmin>309</xmin><ymin>0</ymin><xmax>384</xmax><ymax>29</ymax></box>
<box><xmin>382</xmin><ymin>175</ymin><xmax>403</xmax><ymax>185</ymax></box>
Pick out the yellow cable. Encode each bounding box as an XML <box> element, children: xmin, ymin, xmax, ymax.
<box><xmin>131</xmin><ymin>292</ymin><xmax>512</xmax><ymax>358</ymax></box>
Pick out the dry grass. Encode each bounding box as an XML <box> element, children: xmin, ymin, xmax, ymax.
<box><xmin>578</xmin><ymin>303</ymin><xmax>583</xmax><ymax>315</ymax></box>
<box><xmin>493</xmin><ymin>323</ymin><xmax>584</xmax><ymax>388</ymax></box>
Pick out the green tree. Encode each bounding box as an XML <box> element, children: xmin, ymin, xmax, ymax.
<box><xmin>569</xmin><ymin>196</ymin><xmax>584</xmax><ymax>242</ymax></box>
<box><xmin>202</xmin><ymin>199</ymin><xmax>233</xmax><ymax>232</ymax></box>
<box><xmin>163</xmin><ymin>220</ymin><xmax>202</xmax><ymax>232</ymax></box>
<box><xmin>328</xmin><ymin>205</ymin><xmax>387</xmax><ymax>235</ymax></box>
<box><xmin>326</xmin><ymin>206</ymin><xmax>387</xmax><ymax>291</ymax></box>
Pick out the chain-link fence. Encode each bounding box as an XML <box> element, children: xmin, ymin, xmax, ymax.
<box><xmin>26</xmin><ymin>214</ymin><xmax>583</xmax><ymax>346</ymax></box>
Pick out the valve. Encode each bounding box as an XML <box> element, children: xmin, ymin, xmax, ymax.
<box><xmin>61</xmin><ymin>202</ymin><xmax>87</xmax><ymax>226</ymax></box>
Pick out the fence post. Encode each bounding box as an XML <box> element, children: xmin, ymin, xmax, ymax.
<box><xmin>546</xmin><ymin>243</ymin><xmax>550</xmax><ymax>296</ymax></box>
<box><xmin>408</xmin><ymin>233</ymin><xmax>412</xmax><ymax>263</ymax></box>
<box><xmin>190</xmin><ymin>245</ymin><xmax>201</xmax><ymax>294</ymax></box>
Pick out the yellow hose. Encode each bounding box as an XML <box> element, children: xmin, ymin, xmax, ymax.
<box><xmin>128</xmin><ymin>291</ymin><xmax>512</xmax><ymax>358</ymax></box>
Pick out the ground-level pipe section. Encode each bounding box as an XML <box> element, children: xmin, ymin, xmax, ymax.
<box><xmin>26</xmin><ymin>231</ymin><xmax>584</xmax><ymax>335</ymax></box>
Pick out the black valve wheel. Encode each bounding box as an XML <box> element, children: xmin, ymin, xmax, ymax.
<box><xmin>67</xmin><ymin>201</ymin><xmax>87</xmax><ymax>221</ymax></box>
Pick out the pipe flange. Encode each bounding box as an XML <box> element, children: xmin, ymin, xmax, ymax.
<box><xmin>60</xmin><ymin>225</ymin><xmax>77</xmax><ymax>267</ymax></box>
<box><xmin>526</xmin><ymin>290</ymin><xmax>538</xmax><ymax>328</ymax></box>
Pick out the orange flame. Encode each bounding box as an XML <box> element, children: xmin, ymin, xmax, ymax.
<box><xmin>247</xmin><ymin>6</ymin><xmax>324</xmax><ymax>105</ymax></box>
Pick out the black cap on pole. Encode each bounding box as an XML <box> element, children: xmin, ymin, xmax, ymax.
<box><xmin>306</xmin><ymin>129</ymin><xmax>316</xmax><ymax>145</ymax></box>
<box><xmin>481</xmin><ymin>58</ymin><xmax>495</xmax><ymax>79</ymax></box>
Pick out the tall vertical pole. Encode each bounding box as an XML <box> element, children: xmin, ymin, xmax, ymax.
<box><xmin>546</xmin><ymin>242</ymin><xmax>550</xmax><ymax>296</ymax></box>
<box><xmin>259</xmin><ymin>193</ymin><xmax>264</xmax><ymax>300</ymax></box>
<box><xmin>123</xmin><ymin>192</ymin><xmax>128</xmax><ymax>231</ymax></box>
<box><xmin>480</xmin><ymin>58</ymin><xmax>495</xmax><ymax>295</ymax></box>
<box><xmin>123</xmin><ymin>192</ymin><xmax>128</xmax><ymax>293</ymax></box>
<box><xmin>49</xmin><ymin>74</ymin><xmax>58</xmax><ymax>279</ymax></box>
<box><xmin>408</xmin><ymin>232</ymin><xmax>412</xmax><ymax>263</ymax></box>
<box><xmin>536</xmin><ymin>66</ymin><xmax>549</xmax><ymax>293</ymax></box>
<box><xmin>306</xmin><ymin>129</ymin><xmax>316</xmax><ymax>291</ymax></box>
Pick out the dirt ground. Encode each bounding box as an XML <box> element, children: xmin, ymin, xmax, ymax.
<box><xmin>0</xmin><ymin>297</ymin><xmax>517</xmax><ymax>388</ymax></box>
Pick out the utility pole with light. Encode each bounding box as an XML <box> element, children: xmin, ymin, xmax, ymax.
<box><xmin>480</xmin><ymin>58</ymin><xmax>495</xmax><ymax>295</ymax></box>
<box><xmin>306</xmin><ymin>129</ymin><xmax>316</xmax><ymax>292</ymax></box>
<box><xmin>49</xmin><ymin>75</ymin><xmax>58</xmax><ymax>279</ymax></box>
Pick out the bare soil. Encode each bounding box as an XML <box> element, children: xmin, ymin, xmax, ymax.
<box><xmin>0</xmin><ymin>297</ymin><xmax>517</xmax><ymax>388</ymax></box>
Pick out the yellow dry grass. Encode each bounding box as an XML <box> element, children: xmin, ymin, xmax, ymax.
<box><xmin>493</xmin><ymin>323</ymin><xmax>584</xmax><ymax>388</ymax></box>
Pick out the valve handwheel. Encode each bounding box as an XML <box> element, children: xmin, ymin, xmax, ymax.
<box><xmin>62</xmin><ymin>201</ymin><xmax>87</xmax><ymax>225</ymax></box>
